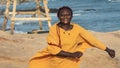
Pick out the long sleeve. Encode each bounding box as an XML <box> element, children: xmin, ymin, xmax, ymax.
<box><xmin>46</xmin><ymin>24</ymin><xmax>62</xmax><ymax>55</ymax></box>
<box><xmin>77</xmin><ymin>25</ymin><xmax>106</xmax><ymax>50</ymax></box>
<box><xmin>76</xmin><ymin>42</ymin><xmax>92</xmax><ymax>53</ymax></box>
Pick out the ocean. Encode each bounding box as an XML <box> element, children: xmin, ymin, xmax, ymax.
<box><xmin>0</xmin><ymin>0</ymin><xmax>120</xmax><ymax>33</ymax></box>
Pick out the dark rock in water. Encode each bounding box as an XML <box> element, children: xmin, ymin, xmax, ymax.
<box><xmin>30</xmin><ymin>8</ymin><xmax>58</xmax><ymax>13</ymax></box>
<box><xmin>49</xmin><ymin>8</ymin><xmax>58</xmax><ymax>13</ymax></box>
<box><xmin>83</xmin><ymin>9</ymin><xmax>96</xmax><ymax>11</ymax></box>
<box><xmin>18</xmin><ymin>8</ymin><xmax>58</xmax><ymax>13</ymax></box>
<box><xmin>0</xmin><ymin>10</ymin><xmax>4</xmax><ymax>15</ymax></box>
<box><xmin>0</xmin><ymin>24</ymin><xmax>2</xmax><ymax>30</ymax></box>
<box><xmin>27</xmin><ymin>30</ymin><xmax>49</xmax><ymax>34</ymax></box>
<box><xmin>14</xmin><ymin>8</ymin><xmax>58</xmax><ymax>13</ymax></box>
<box><xmin>0</xmin><ymin>6</ymin><xmax>58</xmax><ymax>15</ymax></box>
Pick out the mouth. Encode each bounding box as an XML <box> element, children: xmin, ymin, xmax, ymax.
<box><xmin>63</xmin><ymin>19</ymin><xmax>69</xmax><ymax>21</ymax></box>
<box><xmin>63</xmin><ymin>20</ymin><xmax>69</xmax><ymax>23</ymax></box>
<box><xmin>60</xmin><ymin>18</ymin><xmax>71</xmax><ymax>24</ymax></box>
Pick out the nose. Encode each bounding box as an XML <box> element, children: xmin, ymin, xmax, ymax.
<box><xmin>64</xmin><ymin>14</ymin><xmax>70</xmax><ymax>19</ymax></box>
<box><xmin>64</xmin><ymin>15</ymin><xmax>67</xmax><ymax>19</ymax></box>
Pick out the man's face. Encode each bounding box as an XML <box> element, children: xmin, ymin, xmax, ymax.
<box><xmin>58</xmin><ymin>9</ymin><xmax>72</xmax><ymax>25</ymax></box>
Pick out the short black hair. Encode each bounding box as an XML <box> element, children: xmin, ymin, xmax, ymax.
<box><xmin>57</xmin><ymin>6</ymin><xmax>73</xmax><ymax>17</ymax></box>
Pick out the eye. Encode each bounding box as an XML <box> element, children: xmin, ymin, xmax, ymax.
<box><xmin>66</xmin><ymin>14</ymin><xmax>71</xmax><ymax>16</ymax></box>
<box><xmin>60</xmin><ymin>14</ymin><xmax>64</xmax><ymax>16</ymax></box>
<box><xmin>60</xmin><ymin>14</ymin><xmax>71</xmax><ymax>17</ymax></box>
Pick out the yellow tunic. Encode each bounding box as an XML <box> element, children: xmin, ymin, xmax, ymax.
<box><xmin>29</xmin><ymin>23</ymin><xmax>106</xmax><ymax>68</ymax></box>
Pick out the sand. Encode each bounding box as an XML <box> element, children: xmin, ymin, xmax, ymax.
<box><xmin>0</xmin><ymin>30</ymin><xmax>120</xmax><ymax>68</ymax></box>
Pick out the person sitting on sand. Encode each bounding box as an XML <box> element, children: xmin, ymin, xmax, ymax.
<box><xmin>29</xmin><ymin>6</ymin><xmax>115</xmax><ymax>68</ymax></box>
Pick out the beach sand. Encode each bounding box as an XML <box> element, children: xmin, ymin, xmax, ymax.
<box><xmin>0</xmin><ymin>30</ymin><xmax>120</xmax><ymax>68</ymax></box>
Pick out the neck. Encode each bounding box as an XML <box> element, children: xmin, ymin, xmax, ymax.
<box><xmin>58</xmin><ymin>22</ymin><xmax>73</xmax><ymax>31</ymax></box>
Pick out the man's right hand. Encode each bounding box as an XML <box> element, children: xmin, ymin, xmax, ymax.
<box><xmin>70</xmin><ymin>51</ymin><xmax>83</xmax><ymax>58</ymax></box>
<box><xmin>56</xmin><ymin>50</ymin><xmax>83</xmax><ymax>58</ymax></box>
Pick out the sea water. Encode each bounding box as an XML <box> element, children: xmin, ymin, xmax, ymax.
<box><xmin>0</xmin><ymin>0</ymin><xmax>120</xmax><ymax>33</ymax></box>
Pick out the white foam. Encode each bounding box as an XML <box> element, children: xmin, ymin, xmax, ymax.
<box><xmin>15</xmin><ymin>21</ymin><xmax>25</xmax><ymax>25</ymax></box>
<box><xmin>50</xmin><ymin>13</ymin><xmax>57</xmax><ymax>16</ymax></box>
<box><xmin>108</xmin><ymin>0</ymin><xmax>120</xmax><ymax>2</ymax></box>
<box><xmin>14</xmin><ymin>30</ymin><xmax>27</xmax><ymax>34</ymax></box>
<box><xmin>73</xmin><ymin>14</ymin><xmax>81</xmax><ymax>16</ymax></box>
<box><xmin>48</xmin><ymin>0</ymin><xmax>57</xmax><ymax>2</ymax></box>
<box><xmin>74</xmin><ymin>10</ymin><xmax>84</xmax><ymax>13</ymax></box>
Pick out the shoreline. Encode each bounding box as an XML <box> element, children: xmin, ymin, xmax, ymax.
<box><xmin>0</xmin><ymin>28</ymin><xmax>120</xmax><ymax>34</ymax></box>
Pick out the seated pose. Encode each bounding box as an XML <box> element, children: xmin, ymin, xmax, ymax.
<box><xmin>29</xmin><ymin>6</ymin><xmax>115</xmax><ymax>68</ymax></box>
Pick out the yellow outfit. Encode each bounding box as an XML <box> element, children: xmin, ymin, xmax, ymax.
<box><xmin>29</xmin><ymin>23</ymin><xmax>106</xmax><ymax>68</ymax></box>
